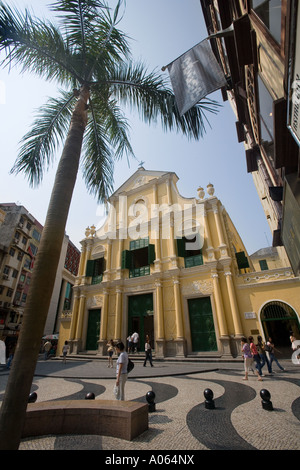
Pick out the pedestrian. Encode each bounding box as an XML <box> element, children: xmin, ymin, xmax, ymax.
<box><xmin>62</xmin><ymin>340</ymin><xmax>70</xmax><ymax>364</ymax></box>
<box><xmin>249</xmin><ymin>336</ymin><xmax>263</xmax><ymax>377</ymax></box>
<box><xmin>127</xmin><ymin>334</ymin><xmax>133</xmax><ymax>353</ymax></box>
<box><xmin>131</xmin><ymin>331</ymin><xmax>139</xmax><ymax>353</ymax></box>
<box><xmin>115</xmin><ymin>341</ymin><xmax>128</xmax><ymax>401</ymax></box>
<box><xmin>267</xmin><ymin>337</ymin><xmax>285</xmax><ymax>371</ymax></box>
<box><xmin>6</xmin><ymin>342</ymin><xmax>16</xmax><ymax>370</ymax></box>
<box><xmin>241</xmin><ymin>337</ymin><xmax>262</xmax><ymax>381</ymax></box>
<box><xmin>0</xmin><ymin>337</ymin><xmax>6</xmax><ymax>365</ymax></box>
<box><xmin>106</xmin><ymin>339</ymin><xmax>114</xmax><ymax>368</ymax></box>
<box><xmin>143</xmin><ymin>335</ymin><xmax>153</xmax><ymax>367</ymax></box>
<box><xmin>256</xmin><ymin>335</ymin><xmax>272</xmax><ymax>375</ymax></box>
<box><xmin>290</xmin><ymin>331</ymin><xmax>298</xmax><ymax>352</ymax></box>
<box><xmin>43</xmin><ymin>340</ymin><xmax>51</xmax><ymax>360</ymax></box>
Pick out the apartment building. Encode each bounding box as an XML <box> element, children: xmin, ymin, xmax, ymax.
<box><xmin>0</xmin><ymin>203</ymin><xmax>80</xmax><ymax>349</ymax></box>
<box><xmin>200</xmin><ymin>0</ymin><xmax>300</xmax><ymax>275</ymax></box>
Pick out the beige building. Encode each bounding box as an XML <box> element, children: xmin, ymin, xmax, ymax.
<box><xmin>58</xmin><ymin>168</ymin><xmax>300</xmax><ymax>359</ymax></box>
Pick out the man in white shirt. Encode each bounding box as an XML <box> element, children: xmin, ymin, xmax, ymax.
<box><xmin>115</xmin><ymin>342</ymin><xmax>128</xmax><ymax>400</ymax></box>
<box><xmin>131</xmin><ymin>332</ymin><xmax>139</xmax><ymax>353</ymax></box>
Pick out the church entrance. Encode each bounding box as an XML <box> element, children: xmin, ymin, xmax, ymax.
<box><xmin>86</xmin><ymin>309</ymin><xmax>101</xmax><ymax>351</ymax></box>
<box><xmin>128</xmin><ymin>293</ymin><xmax>154</xmax><ymax>351</ymax></box>
<box><xmin>188</xmin><ymin>297</ymin><xmax>217</xmax><ymax>352</ymax></box>
<box><xmin>261</xmin><ymin>301</ymin><xmax>300</xmax><ymax>358</ymax></box>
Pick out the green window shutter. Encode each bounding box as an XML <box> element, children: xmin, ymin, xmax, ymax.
<box><xmin>130</xmin><ymin>237</ymin><xmax>149</xmax><ymax>250</ymax></box>
<box><xmin>85</xmin><ymin>260</ymin><xmax>95</xmax><ymax>276</ymax></box>
<box><xmin>121</xmin><ymin>250</ymin><xmax>132</xmax><ymax>269</ymax></box>
<box><xmin>235</xmin><ymin>251</ymin><xmax>249</xmax><ymax>269</ymax></box>
<box><xmin>259</xmin><ymin>259</ymin><xmax>268</xmax><ymax>271</ymax></box>
<box><xmin>176</xmin><ymin>238</ymin><xmax>186</xmax><ymax>257</ymax></box>
<box><xmin>148</xmin><ymin>244</ymin><xmax>156</xmax><ymax>264</ymax></box>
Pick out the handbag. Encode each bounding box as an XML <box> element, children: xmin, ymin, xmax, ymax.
<box><xmin>127</xmin><ymin>358</ymin><xmax>134</xmax><ymax>373</ymax></box>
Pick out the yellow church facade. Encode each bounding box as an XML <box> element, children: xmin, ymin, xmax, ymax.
<box><xmin>58</xmin><ymin>168</ymin><xmax>300</xmax><ymax>359</ymax></box>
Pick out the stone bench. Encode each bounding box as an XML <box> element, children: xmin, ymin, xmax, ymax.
<box><xmin>22</xmin><ymin>399</ymin><xmax>148</xmax><ymax>441</ymax></box>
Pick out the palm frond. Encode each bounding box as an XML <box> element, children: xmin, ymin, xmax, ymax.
<box><xmin>10</xmin><ymin>90</ymin><xmax>75</xmax><ymax>186</ymax></box>
<box><xmin>86</xmin><ymin>0</ymin><xmax>130</xmax><ymax>83</ymax></box>
<box><xmin>51</xmin><ymin>1</ymin><xmax>103</xmax><ymax>54</ymax></box>
<box><xmin>0</xmin><ymin>3</ymin><xmax>85</xmax><ymax>85</ymax></box>
<box><xmin>106</xmin><ymin>61</ymin><xmax>221</xmax><ymax>139</ymax></box>
<box><xmin>92</xmin><ymin>92</ymin><xmax>135</xmax><ymax>159</ymax></box>
<box><xmin>82</xmin><ymin>114</ymin><xmax>114</xmax><ymax>202</ymax></box>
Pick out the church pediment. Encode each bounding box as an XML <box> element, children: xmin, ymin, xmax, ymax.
<box><xmin>109</xmin><ymin>167</ymin><xmax>177</xmax><ymax>199</ymax></box>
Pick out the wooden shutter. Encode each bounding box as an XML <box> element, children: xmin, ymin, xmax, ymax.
<box><xmin>85</xmin><ymin>260</ymin><xmax>95</xmax><ymax>276</ymax></box>
<box><xmin>235</xmin><ymin>251</ymin><xmax>249</xmax><ymax>269</ymax></box>
<box><xmin>246</xmin><ymin>147</ymin><xmax>259</xmax><ymax>172</ymax></box>
<box><xmin>176</xmin><ymin>238</ymin><xmax>186</xmax><ymax>257</ymax></box>
<box><xmin>147</xmin><ymin>244</ymin><xmax>156</xmax><ymax>264</ymax></box>
<box><xmin>233</xmin><ymin>14</ymin><xmax>253</xmax><ymax>66</ymax></box>
<box><xmin>121</xmin><ymin>250</ymin><xmax>132</xmax><ymax>269</ymax></box>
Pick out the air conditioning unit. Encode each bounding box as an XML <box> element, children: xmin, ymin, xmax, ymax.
<box><xmin>14</xmin><ymin>238</ymin><xmax>19</xmax><ymax>244</ymax></box>
<box><xmin>2</xmin><ymin>274</ymin><xmax>9</xmax><ymax>280</ymax></box>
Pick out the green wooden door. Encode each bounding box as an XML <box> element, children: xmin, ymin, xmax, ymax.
<box><xmin>128</xmin><ymin>294</ymin><xmax>154</xmax><ymax>351</ymax></box>
<box><xmin>188</xmin><ymin>297</ymin><xmax>217</xmax><ymax>352</ymax></box>
<box><xmin>86</xmin><ymin>309</ymin><xmax>101</xmax><ymax>350</ymax></box>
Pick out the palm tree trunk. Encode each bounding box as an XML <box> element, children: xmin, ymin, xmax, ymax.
<box><xmin>0</xmin><ymin>86</ymin><xmax>90</xmax><ymax>450</ymax></box>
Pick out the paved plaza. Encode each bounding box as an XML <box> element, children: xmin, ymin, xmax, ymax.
<box><xmin>0</xmin><ymin>356</ymin><xmax>299</xmax><ymax>451</ymax></box>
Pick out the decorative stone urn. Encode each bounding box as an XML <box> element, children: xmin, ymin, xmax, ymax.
<box><xmin>207</xmin><ymin>183</ymin><xmax>215</xmax><ymax>197</ymax></box>
<box><xmin>90</xmin><ymin>224</ymin><xmax>96</xmax><ymax>237</ymax></box>
<box><xmin>197</xmin><ymin>186</ymin><xmax>205</xmax><ymax>199</ymax></box>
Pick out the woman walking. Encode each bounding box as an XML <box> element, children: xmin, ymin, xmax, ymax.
<box><xmin>241</xmin><ymin>337</ymin><xmax>262</xmax><ymax>381</ymax></box>
<box><xmin>256</xmin><ymin>336</ymin><xmax>272</xmax><ymax>374</ymax></box>
<box><xmin>249</xmin><ymin>336</ymin><xmax>263</xmax><ymax>377</ymax></box>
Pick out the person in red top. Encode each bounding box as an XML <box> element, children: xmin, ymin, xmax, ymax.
<box><xmin>249</xmin><ymin>336</ymin><xmax>264</xmax><ymax>378</ymax></box>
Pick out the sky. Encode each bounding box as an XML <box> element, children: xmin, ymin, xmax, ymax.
<box><xmin>0</xmin><ymin>0</ymin><xmax>272</xmax><ymax>254</ymax></box>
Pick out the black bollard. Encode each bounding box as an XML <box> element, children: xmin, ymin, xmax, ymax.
<box><xmin>85</xmin><ymin>392</ymin><xmax>95</xmax><ymax>400</ymax></box>
<box><xmin>146</xmin><ymin>390</ymin><xmax>156</xmax><ymax>412</ymax></box>
<box><xmin>28</xmin><ymin>392</ymin><xmax>37</xmax><ymax>403</ymax></box>
<box><xmin>204</xmin><ymin>388</ymin><xmax>215</xmax><ymax>409</ymax></box>
<box><xmin>260</xmin><ymin>389</ymin><xmax>273</xmax><ymax>411</ymax></box>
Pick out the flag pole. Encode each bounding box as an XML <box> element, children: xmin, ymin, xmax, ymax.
<box><xmin>161</xmin><ymin>24</ymin><xmax>234</xmax><ymax>71</ymax></box>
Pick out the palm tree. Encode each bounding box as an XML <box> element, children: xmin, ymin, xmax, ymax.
<box><xmin>0</xmin><ymin>0</ymin><xmax>220</xmax><ymax>449</ymax></box>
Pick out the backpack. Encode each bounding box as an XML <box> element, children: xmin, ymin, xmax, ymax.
<box><xmin>127</xmin><ymin>358</ymin><xmax>134</xmax><ymax>373</ymax></box>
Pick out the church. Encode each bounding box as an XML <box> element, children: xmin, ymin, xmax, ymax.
<box><xmin>58</xmin><ymin>168</ymin><xmax>300</xmax><ymax>359</ymax></box>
